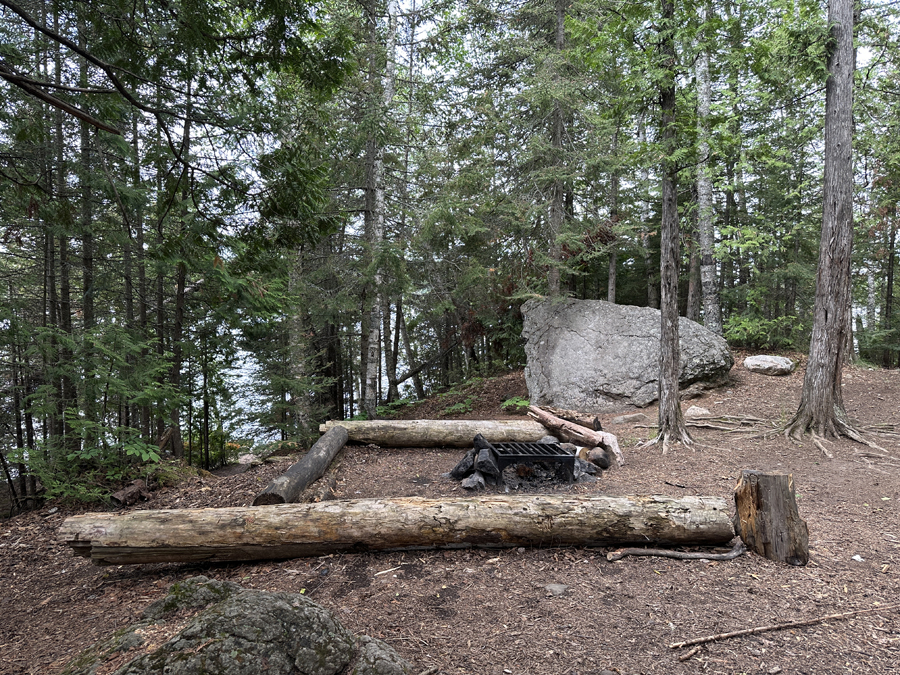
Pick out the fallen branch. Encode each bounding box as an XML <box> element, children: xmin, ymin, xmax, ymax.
<box><xmin>607</xmin><ymin>540</ymin><xmax>745</xmax><ymax>562</ymax></box>
<box><xmin>678</xmin><ymin>645</ymin><xmax>702</xmax><ymax>662</ymax></box>
<box><xmin>669</xmin><ymin>603</ymin><xmax>900</xmax><ymax>650</ymax></box>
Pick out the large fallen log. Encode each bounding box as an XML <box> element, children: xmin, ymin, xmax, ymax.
<box><xmin>527</xmin><ymin>406</ymin><xmax>625</xmax><ymax>466</ymax></box>
<box><xmin>318</xmin><ymin>419</ymin><xmax>548</xmax><ymax>447</ymax></box>
<box><xmin>58</xmin><ymin>494</ymin><xmax>733</xmax><ymax>565</ymax></box>
<box><xmin>252</xmin><ymin>426</ymin><xmax>349</xmax><ymax>506</ymax></box>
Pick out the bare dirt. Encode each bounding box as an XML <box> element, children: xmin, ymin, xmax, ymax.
<box><xmin>2</xmin><ymin>361</ymin><xmax>899</xmax><ymax>675</ymax></box>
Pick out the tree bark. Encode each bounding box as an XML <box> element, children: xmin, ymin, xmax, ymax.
<box><xmin>319</xmin><ymin>419</ymin><xmax>548</xmax><ymax>447</ymax></box>
<box><xmin>656</xmin><ymin>0</ymin><xmax>692</xmax><ymax>449</ymax></box>
<box><xmin>59</xmin><ymin>494</ymin><xmax>734</xmax><ymax>565</ymax></box>
<box><xmin>785</xmin><ymin>0</ymin><xmax>857</xmax><ymax>441</ymax></box>
<box><xmin>696</xmin><ymin>1</ymin><xmax>722</xmax><ymax>334</ymax></box>
<box><xmin>527</xmin><ymin>406</ymin><xmax>624</xmax><ymax>466</ymax></box>
<box><xmin>733</xmin><ymin>470</ymin><xmax>808</xmax><ymax>566</ymax></box>
<box><xmin>253</xmin><ymin>426</ymin><xmax>349</xmax><ymax>505</ymax></box>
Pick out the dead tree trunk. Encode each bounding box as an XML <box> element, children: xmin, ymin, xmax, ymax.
<box><xmin>59</xmin><ymin>494</ymin><xmax>734</xmax><ymax>565</ymax></box>
<box><xmin>733</xmin><ymin>470</ymin><xmax>809</xmax><ymax>566</ymax></box>
<box><xmin>319</xmin><ymin>419</ymin><xmax>548</xmax><ymax>447</ymax></box>
<box><xmin>253</xmin><ymin>426</ymin><xmax>349</xmax><ymax>506</ymax></box>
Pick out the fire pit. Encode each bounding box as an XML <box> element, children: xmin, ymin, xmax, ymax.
<box><xmin>491</xmin><ymin>442</ymin><xmax>575</xmax><ymax>482</ymax></box>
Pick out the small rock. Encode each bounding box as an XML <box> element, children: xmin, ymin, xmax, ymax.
<box><xmin>544</xmin><ymin>584</ymin><xmax>568</xmax><ymax>597</ymax></box>
<box><xmin>743</xmin><ymin>355</ymin><xmax>796</xmax><ymax>376</ymax></box>
<box><xmin>461</xmin><ymin>471</ymin><xmax>486</xmax><ymax>490</ymax></box>
<box><xmin>768</xmin><ymin>666</ymin><xmax>783</xmax><ymax>675</ymax></box>
<box><xmin>610</xmin><ymin>413</ymin><xmax>650</xmax><ymax>425</ymax></box>
<box><xmin>538</xmin><ymin>435</ymin><xmax>560</xmax><ymax>444</ymax></box>
<box><xmin>851</xmin><ymin>554</ymin><xmax>865</xmax><ymax>562</ymax></box>
<box><xmin>684</xmin><ymin>405</ymin><xmax>711</xmax><ymax>418</ymax></box>
<box><xmin>44</xmin><ymin>507</ymin><xmax>59</xmax><ymax>516</ymax></box>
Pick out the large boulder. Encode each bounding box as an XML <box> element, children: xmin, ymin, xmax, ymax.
<box><xmin>60</xmin><ymin>576</ymin><xmax>412</xmax><ymax>675</ymax></box>
<box><xmin>522</xmin><ymin>298</ymin><xmax>733</xmax><ymax>411</ymax></box>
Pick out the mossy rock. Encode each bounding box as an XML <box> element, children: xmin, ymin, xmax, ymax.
<box><xmin>61</xmin><ymin>576</ymin><xmax>411</xmax><ymax>675</ymax></box>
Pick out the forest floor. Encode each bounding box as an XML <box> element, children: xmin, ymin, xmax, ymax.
<box><xmin>2</xmin><ymin>359</ymin><xmax>900</xmax><ymax>675</ymax></box>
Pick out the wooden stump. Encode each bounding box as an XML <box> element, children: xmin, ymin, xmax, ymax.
<box><xmin>253</xmin><ymin>426</ymin><xmax>348</xmax><ymax>505</ymax></box>
<box><xmin>733</xmin><ymin>470</ymin><xmax>809</xmax><ymax>566</ymax></box>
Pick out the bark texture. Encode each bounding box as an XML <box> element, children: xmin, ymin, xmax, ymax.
<box><xmin>319</xmin><ymin>419</ymin><xmax>548</xmax><ymax>447</ymax></box>
<box><xmin>253</xmin><ymin>426</ymin><xmax>349</xmax><ymax>505</ymax></box>
<box><xmin>785</xmin><ymin>0</ymin><xmax>856</xmax><ymax>441</ymax></box>
<box><xmin>733</xmin><ymin>470</ymin><xmax>809</xmax><ymax>566</ymax></box>
<box><xmin>59</xmin><ymin>494</ymin><xmax>735</xmax><ymax>565</ymax></box>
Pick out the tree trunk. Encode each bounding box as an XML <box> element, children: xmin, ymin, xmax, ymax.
<box><xmin>319</xmin><ymin>419</ymin><xmax>548</xmax><ymax>447</ymax></box>
<box><xmin>638</xmin><ymin>115</ymin><xmax>659</xmax><ymax>309</ymax></box>
<box><xmin>546</xmin><ymin>0</ymin><xmax>567</xmax><ymax>296</ymax></box>
<box><xmin>656</xmin><ymin>0</ymin><xmax>692</xmax><ymax>449</ymax></box>
<box><xmin>253</xmin><ymin>426</ymin><xmax>349</xmax><ymax>505</ymax></box>
<box><xmin>733</xmin><ymin>470</ymin><xmax>808</xmax><ymax>565</ymax></box>
<box><xmin>785</xmin><ymin>0</ymin><xmax>857</xmax><ymax>441</ymax></box>
<box><xmin>696</xmin><ymin>2</ymin><xmax>722</xmax><ymax>334</ymax></box>
<box><xmin>884</xmin><ymin>211</ymin><xmax>896</xmax><ymax>368</ymax></box>
<box><xmin>59</xmin><ymin>494</ymin><xmax>735</xmax><ymax>566</ymax></box>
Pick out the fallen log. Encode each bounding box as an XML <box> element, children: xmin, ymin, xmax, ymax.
<box><xmin>58</xmin><ymin>494</ymin><xmax>734</xmax><ymax>565</ymax></box>
<box><xmin>318</xmin><ymin>419</ymin><xmax>548</xmax><ymax>447</ymax></box>
<box><xmin>527</xmin><ymin>406</ymin><xmax>625</xmax><ymax>466</ymax></box>
<box><xmin>252</xmin><ymin>426</ymin><xmax>349</xmax><ymax>506</ymax></box>
<box><xmin>540</xmin><ymin>406</ymin><xmax>602</xmax><ymax>431</ymax></box>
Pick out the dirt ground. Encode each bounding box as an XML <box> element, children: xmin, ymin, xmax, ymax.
<box><xmin>2</xmin><ymin>360</ymin><xmax>899</xmax><ymax>675</ymax></box>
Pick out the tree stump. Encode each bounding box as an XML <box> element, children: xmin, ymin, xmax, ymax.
<box><xmin>733</xmin><ymin>470</ymin><xmax>809</xmax><ymax>566</ymax></box>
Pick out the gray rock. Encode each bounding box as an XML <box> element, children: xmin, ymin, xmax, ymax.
<box><xmin>743</xmin><ymin>354</ymin><xmax>796</xmax><ymax>376</ymax></box>
<box><xmin>522</xmin><ymin>298</ymin><xmax>733</xmax><ymax>411</ymax></box>
<box><xmin>544</xmin><ymin>584</ymin><xmax>569</xmax><ymax>596</ymax></box>
<box><xmin>610</xmin><ymin>413</ymin><xmax>650</xmax><ymax>425</ymax></box>
<box><xmin>61</xmin><ymin>576</ymin><xmax>411</xmax><ymax>675</ymax></box>
<box><xmin>461</xmin><ymin>470</ymin><xmax>486</xmax><ymax>490</ymax></box>
<box><xmin>538</xmin><ymin>435</ymin><xmax>560</xmax><ymax>444</ymax></box>
<box><xmin>684</xmin><ymin>405</ymin><xmax>711</xmax><ymax>418</ymax></box>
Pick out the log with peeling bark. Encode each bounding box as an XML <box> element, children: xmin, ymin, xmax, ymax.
<box><xmin>527</xmin><ymin>406</ymin><xmax>625</xmax><ymax>466</ymax></box>
<box><xmin>252</xmin><ymin>426</ymin><xmax>348</xmax><ymax>506</ymax></box>
<box><xmin>318</xmin><ymin>419</ymin><xmax>548</xmax><ymax>447</ymax></box>
<box><xmin>58</xmin><ymin>494</ymin><xmax>733</xmax><ymax>565</ymax></box>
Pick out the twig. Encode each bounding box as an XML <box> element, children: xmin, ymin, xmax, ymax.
<box><xmin>607</xmin><ymin>540</ymin><xmax>745</xmax><ymax>562</ymax></box>
<box><xmin>669</xmin><ymin>603</ymin><xmax>900</xmax><ymax>650</ymax></box>
<box><xmin>417</xmin><ymin>667</ymin><xmax>439</xmax><ymax>675</ymax></box>
<box><xmin>811</xmin><ymin>433</ymin><xmax>834</xmax><ymax>459</ymax></box>
<box><xmin>678</xmin><ymin>645</ymin><xmax>702</xmax><ymax>662</ymax></box>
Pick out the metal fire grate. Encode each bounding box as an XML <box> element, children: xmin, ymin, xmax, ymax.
<box><xmin>490</xmin><ymin>442</ymin><xmax>575</xmax><ymax>482</ymax></box>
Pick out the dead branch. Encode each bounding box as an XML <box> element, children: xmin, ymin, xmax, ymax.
<box><xmin>678</xmin><ymin>646</ymin><xmax>702</xmax><ymax>662</ymax></box>
<box><xmin>669</xmin><ymin>603</ymin><xmax>900</xmax><ymax>650</ymax></box>
<box><xmin>607</xmin><ymin>540</ymin><xmax>745</xmax><ymax>562</ymax></box>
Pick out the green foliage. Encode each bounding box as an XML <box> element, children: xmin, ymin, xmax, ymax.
<box><xmin>442</xmin><ymin>397</ymin><xmax>475</xmax><ymax>416</ymax></box>
<box><xmin>501</xmin><ymin>396</ymin><xmax>530</xmax><ymax>414</ymax></box>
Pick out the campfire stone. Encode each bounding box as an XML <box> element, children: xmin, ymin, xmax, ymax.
<box><xmin>743</xmin><ymin>354</ymin><xmax>796</xmax><ymax>376</ymax></box>
<box><xmin>522</xmin><ymin>298</ymin><xmax>733</xmax><ymax>411</ymax></box>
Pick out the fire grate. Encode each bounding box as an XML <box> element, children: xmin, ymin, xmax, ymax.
<box><xmin>491</xmin><ymin>442</ymin><xmax>575</xmax><ymax>482</ymax></box>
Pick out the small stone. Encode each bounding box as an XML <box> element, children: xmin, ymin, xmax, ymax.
<box><xmin>851</xmin><ymin>554</ymin><xmax>865</xmax><ymax>562</ymax></box>
<box><xmin>685</xmin><ymin>405</ymin><xmax>711</xmax><ymax>418</ymax></box>
<box><xmin>538</xmin><ymin>435</ymin><xmax>560</xmax><ymax>444</ymax></box>
<box><xmin>544</xmin><ymin>584</ymin><xmax>568</xmax><ymax>597</ymax></box>
<box><xmin>461</xmin><ymin>471</ymin><xmax>486</xmax><ymax>490</ymax></box>
<box><xmin>768</xmin><ymin>666</ymin><xmax>783</xmax><ymax>674</ymax></box>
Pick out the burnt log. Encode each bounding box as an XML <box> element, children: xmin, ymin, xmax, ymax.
<box><xmin>58</xmin><ymin>494</ymin><xmax>734</xmax><ymax>565</ymax></box>
<box><xmin>528</xmin><ymin>406</ymin><xmax>625</xmax><ymax>466</ymax></box>
<box><xmin>318</xmin><ymin>419</ymin><xmax>548</xmax><ymax>447</ymax></box>
<box><xmin>253</xmin><ymin>426</ymin><xmax>348</xmax><ymax>506</ymax></box>
<box><xmin>733</xmin><ymin>470</ymin><xmax>809</xmax><ymax>566</ymax></box>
